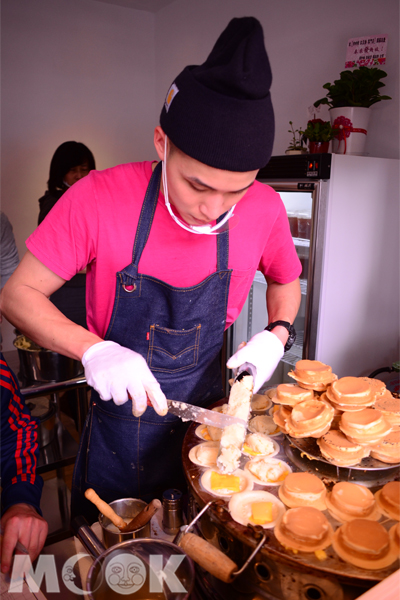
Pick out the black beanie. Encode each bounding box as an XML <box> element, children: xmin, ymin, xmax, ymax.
<box><xmin>160</xmin><ymin>17</ymin><xmax>274</xmax><ymax>172</ymax></box>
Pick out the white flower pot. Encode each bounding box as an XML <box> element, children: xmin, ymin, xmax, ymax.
<box><xmin>329</xmin><ymin>107</ymin><xmax>371</xmax><ymax>155</ymax></box>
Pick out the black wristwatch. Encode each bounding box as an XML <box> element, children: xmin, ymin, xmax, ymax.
<box><xmin>265</xmin><ymin>320</ymin><xmax>296</xmax><ymax>352</ymax></box>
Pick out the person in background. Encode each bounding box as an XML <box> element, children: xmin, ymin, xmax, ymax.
<box><xmin>1</xmin><ymin>18</ymin><xmax>301</xmax><ymax>523</ymax></box>
<box><xmin>38</xmin><ymin>141</ymin><xmax>96</xmax><ymax>330</ymax></box>
<box><xmin>0</xmin><ymin>353</ymin><xmax>48</xmax><ymax>574</ymax></box>
<box><xmin>1</xmin><ymin>212</ymin><xmax>19</xmax><ymax>290</ymax></box>
<box><xmin>38</xmin><ymin>141</ymin><xmax>96</xmax><ymax>225</ymax></box>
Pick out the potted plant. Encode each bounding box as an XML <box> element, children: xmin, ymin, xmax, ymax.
<box><xmin>302</xmin><ymin>119</ymin><xmax>335</xmax><ymax>153</ymax></box>
<box><xmin>285</xmin><ymin>121</ymin><xmax>306</xmax><ymax>155</ymax></box>
<box><xmin>313</xmin><ymin>66</ymin><xmax>391</xmax><ymax>155</ymax></box>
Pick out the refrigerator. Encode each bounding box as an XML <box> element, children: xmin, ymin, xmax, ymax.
<box><xmin>227</xmin><ymin>153</ymin><xmax>399</xmax><ymax>388</ymax></box>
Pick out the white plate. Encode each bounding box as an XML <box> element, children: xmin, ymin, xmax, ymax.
<box><xmin>228</xmin><ymin>490</ymin><xmax>286</xmax><ymax>528</ymax></box>
<box><xmin>251</xmin><ymin>393</ymin><xmax>273</xmax><ymax>414</ymax></box>
<box><xmin>195</xmin><ymin>424</ymin><xmax>213</xmax><ymax>441</ymax></box>
<box><xmin>244</xmin><ymin>457</ymin><xmax>292</xmax><ymax>487</ymax></box>
<box><xmin>201</xmin><ymin>468</ymin><xmax>253</xmax><ymax>498</ymax></box>
<box><xmin>188</xmin><ymin>441</ymin><xmax>220</xmax><ymax>468</ymax></box>
<box><xmin>242</xmin><ymin>435</ymin><xmax>280</xmax><ymax>458</ymax></box>
<box><xmin>248</xmin><ymin>415</ymin><xmax>282</xmax><ymax>437</ymax></box>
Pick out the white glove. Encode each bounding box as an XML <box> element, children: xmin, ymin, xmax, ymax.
<box><xmin>226</xmin><ymin>330</ymin><xmax>284</xmax><ymax>393</ymax></box>
<box><xmin>81</xmin><ymin>341</ymin><xmax>167</xmax><ymax>417</ymax></box>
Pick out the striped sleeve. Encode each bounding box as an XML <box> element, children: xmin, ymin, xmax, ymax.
<box><xmin>1</xmin><ymin>354</ymin><xmax>43</xmax><ymax>515</ymax></box>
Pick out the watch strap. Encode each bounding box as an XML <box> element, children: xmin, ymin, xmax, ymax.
<box><xmin>265</xmin><ymin>320</ymin><xmax>296</xmax><ymax>352</ymax></box>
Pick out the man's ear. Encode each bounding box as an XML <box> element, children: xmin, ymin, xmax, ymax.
<box><xmin>154</xmin><ymin>126</ymin><xmax>166</xmax><ymax>161</ymax></box>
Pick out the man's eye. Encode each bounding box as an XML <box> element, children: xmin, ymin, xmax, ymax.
<box><xmin>189</xmin><ymin>183</ymin><xmax>205</xmax><ymax>192</ymax></box>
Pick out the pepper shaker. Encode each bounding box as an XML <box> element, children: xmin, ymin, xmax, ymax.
<box><xmin>162</xmin><ymin>488</ymin><xmax>184</xmax><ymax>535</ymax></box>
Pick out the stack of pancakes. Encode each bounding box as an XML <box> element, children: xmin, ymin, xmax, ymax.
<box><xmin>272</xmin><ymin>360</ymin><xmax>399</xmax><ymax>466</ymax></box>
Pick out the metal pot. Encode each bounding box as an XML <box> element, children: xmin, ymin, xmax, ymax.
<box><xmin>99</xmin><ymin>498</ymin><xmax>151</xmax><ymax>548</ymax></box>
<box><xmin>72</xmin><ymin>516</ymin><xmax>195</xmax><ymax>600</ymax></box>
<box><xmin>13</xmin><ymin>335</ymin><xmax>83</xmax><ymax>382</ymax></box>
<box><xmin>26</xmin><ymin>396</ymin><xmax>57</xmax><ymax>448</ymax></box>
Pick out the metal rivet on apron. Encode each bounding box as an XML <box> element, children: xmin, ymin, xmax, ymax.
<box><xmin>123</xmin><ymin>283</ymin><xmax>136</xmax><ymax>292</ymax></box>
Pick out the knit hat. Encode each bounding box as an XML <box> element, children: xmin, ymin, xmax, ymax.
<box><xmin>160</xmin><ymin>17</ymin><xmax>274</xmax><ymax>172</ymax></box>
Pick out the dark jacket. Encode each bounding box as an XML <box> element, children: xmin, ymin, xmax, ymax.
<box><xmin>38</xmin><ymin>189</ymin><xmax>65</xmax><ymax>225</ymax></box>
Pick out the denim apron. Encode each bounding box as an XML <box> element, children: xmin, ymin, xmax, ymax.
<box><xmin>71</xmin><ymin>162</ymin><xmax>232</xmax><ymax>522</ymax></box>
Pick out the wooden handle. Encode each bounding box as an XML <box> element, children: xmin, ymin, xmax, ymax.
<box><xmin>84</xmin><ymin>488</ymin><xmax>126</xmax><ymax>530</ymax></box>
<box><xmin>179</xmin><ymin>532</ymin><xmax>237</xmax><ymax>583</ymax></box>
<box><xmin>121</xmin><ymin>499</ymin><xmax>161</xmax><ymax>533</ymax></box>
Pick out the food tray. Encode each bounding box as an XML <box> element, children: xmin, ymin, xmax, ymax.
<box><xmin>182</xmin><ymin>401</ymin><xmax>399</xmax><ymax>584</ymax></box>
<box><xmin>287</xmin><ymin>434</ymin><xmax>400</xmax><ymax>471</ymax></box>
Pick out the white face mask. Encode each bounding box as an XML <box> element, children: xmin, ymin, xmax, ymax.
<box><xmin>161</xmin><ymin>135</ymin><xmax>236</xmax><ymax>235</ymax></box>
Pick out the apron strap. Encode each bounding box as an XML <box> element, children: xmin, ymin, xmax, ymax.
<box><xmin>216</xmin><ymin>224</ymin><xmax>229</xmax><ymax>272</ymax></box>
<box><xmin>130</xmin><ymin>161</ymin><xmax>162</xmax><ymax>270</ymax></box>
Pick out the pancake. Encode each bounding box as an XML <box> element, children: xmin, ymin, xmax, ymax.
<box><xmin>374</xmin><ymin>481</ymin><xmax>400</xmax><ymax>521</ymax></box>
<box><xmin>339</xmin><ymin>408</ymin><xmax>392</xmax><ymax>445</ymax></box>
<box><xmin>360</xmin><ymin>377</ymin><xmax>387</xmax><ymax>396</ymax></box>
<box><xmin>285</xmin><ymin>398</ymin><xmax>334</xmax><ymax>438</ymax></box>
<box><xmin>275</xmin><ymin>506</ymin><xmax>334</xmax><ymax>552</ymax></box>
<box><xmin>333</xmin><ymin>519</ymin><xmax>398</xmax><ymax>570</ymax></box>
<box><xmin>273</xmin><ymin>405</ymin><xmax>292</xmax><ymax>434</ymax></box>
<box><xmin>329</xmin><ymin>377</ymin><xmax>373</xmax><ymax>405</ymax></box>
<box><xmin>370</xmin><ymin>429</ymin><xmax>400</xmax><ymax>463</ymax></box>
<box><xmin>317</xmin><ymin>429</ymin><xmax>370</xmax><ymax>466</ymax></box>
<box><xmin>327</xmin><ymin>398</ymin><xmax>372</xmax><ymax>412</ymax></box>
<box><xmin>278</xmin><ymin>472</ymin><xmax>327</xmax><ymax>510</ymax></box>
<box><xmin>389</xmin><ymin>522</ymin><xmax>400</xmax><ymax>553</ymax></box>
<box><xmin>326</xmin><ymin>482</ymin><xmax>381</xmax><ymax>523</ymax></box>
<box><xmin>288</xmin><ymin>360</ymin><xmax>337</xmax><ymax>391</ymax></box>
<box><xmin>269</xmin><ymin>384</ymin><xmax>314</xmax><ymax>407</ymax></box>
<box><xmin>374</xmin><ymin>391</ymin><xmax>400</xmax><ymax>426</ymax></box>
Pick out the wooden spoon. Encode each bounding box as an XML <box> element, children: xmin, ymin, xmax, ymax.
<box><xmin>84</xmin><ymin>488</ymin><xmax>126</xmax><ymax>530</ymax></box>
<box><xmin>121</xmin><ymin>498</ymin><xmax>162</xmax><ymax>533</ymax></box>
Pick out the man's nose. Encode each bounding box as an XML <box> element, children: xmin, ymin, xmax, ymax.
<box><xmin>76</xmin><ymin>170</ymin><xmax>85</xmax><ymax>180</ymax></box>
<box><xmin>199</xmin><ymin>197</ymin><xmax>227</xmax><ymax>221</ymax></box>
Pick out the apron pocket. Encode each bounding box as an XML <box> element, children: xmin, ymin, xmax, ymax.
<box><xmin>147</xmin><ymin>323</ymin><xmax>201</xmax><ymax>373</ymax></box>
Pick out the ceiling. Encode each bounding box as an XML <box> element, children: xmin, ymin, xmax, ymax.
<box><xmin>91</xmin><ymin>0</ymin><xmax>177</xmax><ymax>12</ymax></box>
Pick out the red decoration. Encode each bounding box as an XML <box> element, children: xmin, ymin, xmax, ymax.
<box><xmin>332</xmin><ymin>116</ymin><xmax>367</xmax><ymax>154</ymax></box>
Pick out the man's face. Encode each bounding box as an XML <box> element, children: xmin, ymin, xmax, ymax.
<box><xmin>154</xmin><ymin>127</ymin><xmax>258</xmax><ymax>226</ymax></box>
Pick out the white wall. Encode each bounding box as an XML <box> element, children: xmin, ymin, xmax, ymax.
<box><xmin>155</xmin><ymin>0</ymin><xmax>399</xmax><ymax>159</ymax></box>
<box><xmin>1</xmin><ymin>0</ymin><xmax>399</xmax><ymax>353</ymax></box>
<box><xmin>1</xmin><ymin>0</ymin><xmax>157</xmax><ymax>350</ymax></box>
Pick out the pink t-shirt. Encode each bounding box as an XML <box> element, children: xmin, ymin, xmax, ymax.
<box><xmin>27</xmin><ymin>161</ymin><xmax>301</xmax><ymax>338</ymax></box>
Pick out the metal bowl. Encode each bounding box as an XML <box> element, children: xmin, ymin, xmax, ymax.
<box><xmin>13</xmin><ymin>335</ymin><xmax>83</xmax><ymax>382</ymax></box>
<box><xmin>99</xmin><ymin>498</ymin><xmax>151</xmax><ymax>548</ymax></box>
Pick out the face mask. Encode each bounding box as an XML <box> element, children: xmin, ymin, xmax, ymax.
<box><xmin>162</xmin><ymin>135</ymin><xmax>236</xmax><ymax>235</ymax></box>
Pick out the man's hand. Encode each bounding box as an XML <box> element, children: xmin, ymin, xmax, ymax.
<box><xmin>1</xmin><ymin>504</ymin><xmax>48</xmax><ymax>574</ymax></box>
<box><xmin>82</xmin><ymin>341</ymin><xmax>168</xmax><ymax>416</ymax></box>
<box><xmin>227</xmin><ymin>330</ymin><xmax>284</xmax><ymax>392</ymax></box>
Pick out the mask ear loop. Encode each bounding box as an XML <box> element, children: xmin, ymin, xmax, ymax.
<box><xmin>162</xmin><ymin>135</ymin><xmax>236</xmax><ymax>235</ymax></box>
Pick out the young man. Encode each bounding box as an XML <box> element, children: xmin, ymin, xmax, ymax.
<box><xmin>1</xmin><ymin>17</ymin><xmax>301</xmax><ymax>521</ymax></box>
